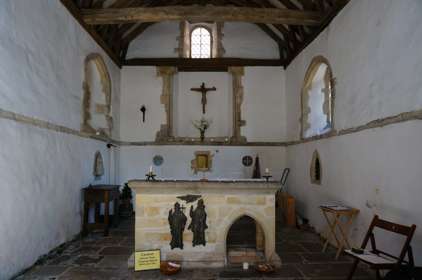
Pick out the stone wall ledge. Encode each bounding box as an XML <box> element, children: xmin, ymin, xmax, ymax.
<box><xmin>128</xmin><ymin>180</ymin><xmax>280</xmax><ymax>195</ymax></box>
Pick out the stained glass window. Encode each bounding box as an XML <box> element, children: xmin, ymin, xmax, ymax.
<box><xmin>191</xmin><ymin>27</ymin><xmax>211</xmax><ymax>58</ymax></box>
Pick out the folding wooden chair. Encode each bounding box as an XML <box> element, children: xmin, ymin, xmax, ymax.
<box><xmin>345</xmin><ymin>215</ymin><xmax>416</xmax><ymax>280</ymax></box>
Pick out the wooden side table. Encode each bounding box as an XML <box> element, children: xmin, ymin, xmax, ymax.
<box><xmin>320</xmin><ymin>205</ymin><xmax>359</xmax><ymax>259</ymax></box>
<box><xmin>83</xmin><ymin>185</ymin><xmax>120</xmax><ymax>236</ymax></box>
<box><xmin>276</xmin><ymin>191</ymin><xmax>296</xmax><ymax>227</ymax></box>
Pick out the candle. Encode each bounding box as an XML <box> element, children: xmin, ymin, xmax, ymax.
<box><xmin>149</xmin><ymin>165</ymin><xmax>153</xmax><ymax>173</ymax></box>
<box><xmin>265</xmin><ymin>168</ymin><xmax>269</xmax><ymax>174</ymax></box>
<box><xmin>243</xmin><ymin>262</ymin><xmax>249</xmax><ymax>270</ymax></box>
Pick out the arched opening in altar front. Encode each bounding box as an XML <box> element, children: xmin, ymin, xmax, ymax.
<box><xmin>226</xmin><ymin>215</ymin><xmax>266</xmax><ymax>265</ymax></box>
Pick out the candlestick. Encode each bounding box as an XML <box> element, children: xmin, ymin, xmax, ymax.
<box><xmin>149</xmin><ymin>165</ymin><xmax>153</xmax><ymax>173</ymax></box>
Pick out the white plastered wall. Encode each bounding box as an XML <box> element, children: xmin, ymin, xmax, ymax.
<box><xmin>118</xmin><ymin>146</ymin><xmax>286</xmax><ymax>183</ymax></box>
<box><xmin>284</xmin><ymin>0</ymin><xmax>422</xmax><ymax>264</ymax></box>
<box><xmin>174</xmin><ymin>72</ymin><xmax>232</xmax><ymax>138</ymax></box>
<box><xmin>0</xmin><ymin>1</ymin><xmax>121</xmax><ymax>278</ymax></box>
<box><xmin>119</xmin><ymin>66</ymin><xmax>286</xmax><ymax>142</ymax></box>
<box><xmin>126</xmin><ymin>22</ymin><xmax>279</xmax><ymax>59</ymax></box>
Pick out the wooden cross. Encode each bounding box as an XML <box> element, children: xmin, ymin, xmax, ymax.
<box><xmin>190</xmin><ymin>82</ymin><xmax>217</xmax><ymax>114</ymax></box>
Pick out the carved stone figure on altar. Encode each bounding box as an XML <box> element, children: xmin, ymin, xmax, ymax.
<box><xmin>168</xmin><ymin>202</ymin><xmax>187</xmax><ymax>249</ymax></box>
<box><xmin>188</xmin><ymin>199</ymin><xmax>208</xmax><ymax>247</ymax></box>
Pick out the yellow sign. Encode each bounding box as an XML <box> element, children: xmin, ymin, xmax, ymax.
<box><xmin>134</xmin><ymin>250</ymin><xmax>161</xmax><ymax>271</ymax></box>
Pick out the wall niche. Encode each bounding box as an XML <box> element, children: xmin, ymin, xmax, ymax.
<box><xmin>82</xmin><ymin>53</ymin><xmax>113</xmax><ymax>137</ymax></box>
<box><xmin>310</xmin><ymin>150</ymin><xmax>322</xmax><ymax>185</ymax></box>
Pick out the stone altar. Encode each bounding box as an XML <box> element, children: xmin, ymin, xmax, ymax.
<box><xmin>128</xmin><ymin>179</ymin><xmax>281</xmax><ymax>267</ymax></box>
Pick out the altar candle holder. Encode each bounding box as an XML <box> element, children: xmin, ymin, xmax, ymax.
<box><xmin>263</xmin><ymin>175</ymin><xmax>272</xmax><ymax>182</ymax></box>
<box><xmin>263</xmin><ymin>169</ymin><xmax>272</xmax><ymax>182</ymax></box>
<box><xmin>145</xmin><ymin>171</ymin><xmax>157</xmax><ymax>181</ymax></box>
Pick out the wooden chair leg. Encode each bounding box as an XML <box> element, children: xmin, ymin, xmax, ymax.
<box><xmin>346</xmin><ymin>259</ymin><xmax>359</xmax><ymax>280</ymax></box>
<box><xmin>104</xmin><ymin>200</ymin><xmax>110</xmax><ymax>236</ymax></box>
<box><xmin>113</xmin><ymin>198</ymin><xmax>120</xmax><ymax>227</ymax></box>
<box><xmin>82</xmin><ymin>201</ymin><xmax>90</xmax><ymax>236</ymax></box>
<box><xmin>376</xmin><ymin>269</ymin><xmax>381</xmax><ymax>280</ymax></box>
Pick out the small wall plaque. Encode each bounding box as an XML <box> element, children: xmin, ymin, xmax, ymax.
<box><xmin>242</xmin><ymin>155</ymin><xmax>253</xmax><ymax>167</ymax></box>
<box><xmin>191</xmin><ymin>151</ymin><xmax>213</xmax><ymax>174</ymax></box>
<box><xmin>153</xmin><ymin>155</ymin><xmax>164</xmax><ymax>166</ymax></box>
<box><xmin>134</xmin><ymin>249</ymin><xmax>161</xmax><ymax>271</ymax></box>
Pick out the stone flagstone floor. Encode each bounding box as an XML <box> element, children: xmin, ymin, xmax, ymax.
<box><xmin>17</xmin><ymin>212</ymin><xmax>375</xmax><ymax>280</ymax></box>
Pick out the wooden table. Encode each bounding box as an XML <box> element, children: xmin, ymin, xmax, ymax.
<box><xmin>320</xmin><ymin>205</ymin><xmax>359</xmax><ymax>259</ymax></box>
<box><xmin>82</xmin><ymin>185</ymin><xmax>120</xmax><ymax>236</ymax></box>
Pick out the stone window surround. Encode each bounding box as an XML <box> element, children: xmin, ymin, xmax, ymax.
<box><xmin>300</xmin><ymin>55</ymin><xmax>335</xmax><ymax>140</ymax></box>
<box><xmin>177</xmin><ymin>21</ymin><xmax>225</xmax><ymax>58</ymax></box>
<box><xmin>81</xmin><ymin>53</ymin><xmax>113</xmax><ymax>137</ymax></box>
<box><xmin>155</xmin><ymin>66</ymin><xmax>247</xmax><ymax>144</ymax></box>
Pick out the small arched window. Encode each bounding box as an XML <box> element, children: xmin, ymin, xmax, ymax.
<box><xmin>191</xmin><ymin>27</ymin><xmax>212</xmax><ymax>58</ymax></box>
<box><xmin>301</xmin><ymin>56</ymin><xmax>335</xmax><ymax>139</ymax></box>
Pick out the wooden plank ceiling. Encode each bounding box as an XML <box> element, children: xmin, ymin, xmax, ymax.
<box><xmin>61</xmin><ymin>0</ymin><xmax>349</xmax><ymax>68</ymax></box>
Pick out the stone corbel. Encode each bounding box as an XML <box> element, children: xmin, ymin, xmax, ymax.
<box><xmin>156</xmin><ymin>66</ymin><xmax>177</xmax><ymax>142</ymax></box>
<box><xmin>229</xmin><ymin>67</ymin><xmax>247</xmax><ymax>143</ymax></box>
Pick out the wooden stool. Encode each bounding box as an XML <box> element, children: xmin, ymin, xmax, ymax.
<box><xmin>83</xmin><ymin>185</ymin><xmax>120</xmax><ymax>236</ymax></box>
<box><xmin>320</xmin><ymin>205</ymin><xmax>359</xmax><ymax>259</ymax></box>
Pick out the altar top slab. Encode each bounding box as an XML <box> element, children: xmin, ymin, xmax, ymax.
<box><xmin>128</xmin><ymin>179</ymin><xmax>280</xmax><ymax>195</ymax></box>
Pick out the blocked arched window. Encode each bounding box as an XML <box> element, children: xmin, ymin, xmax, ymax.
<box><xmin>191</xmin><ymin>27</ymin><xmax>212</xmax><ymax>58</ymax></box>
<box><xmin>82</xmin><ymin>54</ymin><xmax>113</xmax><ymax>137</ymax></box>
<box><xmin>301</xmin><ymin>56</ymin><xmax>335</xmax><ymax>139</ymax></box>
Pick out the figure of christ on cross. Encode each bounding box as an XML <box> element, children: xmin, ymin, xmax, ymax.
<box><xmin>190</xmin><ymin>82</ymin><xmax>217</xmax><ymax>114</ymax></box>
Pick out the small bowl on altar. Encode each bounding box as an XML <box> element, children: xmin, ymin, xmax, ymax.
<box><xmin>255</xmin><ymin>263</ymin><xmax>275</xmax><ymax>274</ymax></box>
<box><xmin>160</xmin><ymin>261</ymin><xmax>181</xmax><ymax>275</ymax></box>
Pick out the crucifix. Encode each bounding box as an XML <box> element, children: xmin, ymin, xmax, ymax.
<box><xmin>190</xmin><ymin>82</ymin><xmax>217</xmax><ymax>114</ymax></box>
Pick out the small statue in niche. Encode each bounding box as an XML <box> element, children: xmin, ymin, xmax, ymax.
<box><xmin>93</xmin><ymin>151</ymin><xmax>104</xmax><ymax>180</ymax></box>
<box><xmin>168</xmin><ymin>202</ymin><xmax>187</xmax><ymax>250</ymax></box>
<box><xmin>188</xmin><ymin>199</ymin><xmax>208</xmax><ymax>247</ymax></box>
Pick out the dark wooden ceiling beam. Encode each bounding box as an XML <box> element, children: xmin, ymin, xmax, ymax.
<box><xmin>257</xmin><ymin>24</ymin><xmax>289</xmax><ymax>60</ymax></box>
<box><xmin>81</xmin><ymin>6</ymin><xmax>323</xmax><ymax>25</ymax></box>
<box><xmin>60</xmin><ymin>0</ymin><xmax>121</xmax><ymax>67</ymax></box>
<box><xmin>124</xmin><ymin>57</ymin><xmax>284</xmax><ymax>67</ymax></box>
<box><xmin>284</xmin><ymin>0</ymin><xmax>350</xmax><ymax>66</ymax></box>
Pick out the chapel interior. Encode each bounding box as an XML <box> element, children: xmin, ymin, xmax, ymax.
<box><xmin>1</xmin><ymin>0</ymin><xmax>421</xmax><ymax>279</ymax></box>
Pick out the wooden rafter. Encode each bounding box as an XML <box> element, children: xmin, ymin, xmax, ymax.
<box><xmin>284</xmin><ymin>0</ymin><xmax>350</xmax><ymax>65</ymax></box>
<box><xmin>124</xmin><ymin>58</ymin><xmax>284</xmax><ymax>67</ymax></box>
<box><xmin>61</xmin><ymin>0</ymin><xmax>121</xmax><ymax>66</ymax></box>
<box><xmin>81</xmin><ymin>6</ymin><xmax>323</xmax><ymax>25</ymax></box>
<box><xmin>61</xmin><ymin>0</ymin><xmax>350</xmax><ymax>67</ymax></box>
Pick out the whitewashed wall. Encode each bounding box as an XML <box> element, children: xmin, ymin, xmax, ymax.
<box><xmin>242</xmin><ymin>67</ymin><xmax>286</xmax><ymax>141</ymax></box>
<box><xmin>285</xmin><ymin>0</ymin><xmax>422</xmax><ymax>140</ymax></box>
<box><xmin>286</xmin><ymin>121</ymin><xmax>422</xmax><ymax>264</ymax></box>
<box><xmin>127</xmin><ymin>22</ymin><xmax>279</xmax><ymax>59</ymax></box>
<box><xmin>223</xmin><ymin>23</ymin><xmax>279</xmax><ymax>59</ymax></box>
<box><xmin>0</xmin><ymin>1</ymin><xmax>120</xmax><ymax>278</ymax></box>
<box><xmin>118</xmin><ymin>146</ymin><xmax>286</xmax><ymax>182</ymax></box>
<box><xmin>127</xmin><ymin>22</ymin><xmax>179</xmax><ymax>59</ymax></box>
<box><xmin>284</xmin><ymin>0</ymin><xmax>422</xmax><ymax>264</ymax></box>
<box><xmin>119</xmin><ymin>66</ymin><xmax>164</xmax><ymax>142</ymax></box>
<box><xmin>174</xmin><ymin>72</ymin><xmax>232</xmax><ymax>138</ymax></box>
<box><xmin>119</xmin><ymin>66</ymin><xmax>286</xmax><ymax>142</ymax></box>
